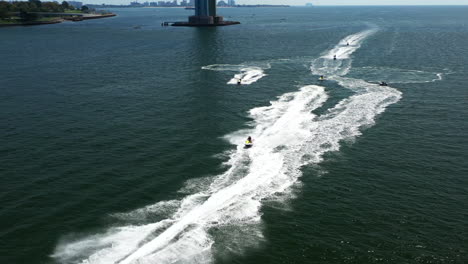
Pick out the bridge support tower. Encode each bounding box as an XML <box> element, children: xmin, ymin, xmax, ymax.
<box><xmin>173</xmin><ymin>0</ymin><xmax>240</xmax><ymax>27</ymax></box>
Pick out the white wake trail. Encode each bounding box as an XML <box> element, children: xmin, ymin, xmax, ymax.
<box><xmin>312</xmin><ymin>28</ymin><xmax>377</xmax><ymax>77</ymax></box>
<box><xmin>202</xmin><ymin>64</ymin><xmax>269</xmax><ymax>85</ymax></box>
<box><xmin>117</xmin><ymin>86</ymin><xmax>329</xmax><ymax>264</ymax></box>
<box><xmin>322</xmin><ymin>28</ymin><xmax>377</xmax><ymax>60</ymax></box>
<box><xmin>227</xmin><ymin>68</ymin><xmax>266</xmax><ymax>85</ymax></box>
<box><xmin>53</xmin><ymin>28</ymin><xmax>402</xmax><ymax>264</ymax></box>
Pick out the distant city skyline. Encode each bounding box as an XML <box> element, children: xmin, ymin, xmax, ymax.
<box><xmin>79</xmin><ymin>0</ymin><xmax>468</xmax><ymax>5</ymax></box>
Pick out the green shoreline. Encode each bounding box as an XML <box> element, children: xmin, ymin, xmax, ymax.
<box><xmin>0</xmin><ymin>13</ymin><xmax>116</xmax><ymax>27</ymax></box>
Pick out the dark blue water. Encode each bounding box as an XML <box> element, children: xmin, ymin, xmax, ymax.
<box><xmin>1</xmin><ymin>6</ymin><xmax>467</xmax><ymax>264</ymax></box>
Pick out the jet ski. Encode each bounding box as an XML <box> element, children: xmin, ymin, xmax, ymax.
<box><xmin>318</xmin><ymin>76</ymin><xmax>325</xmax><ymax>81</ymax></box>
<box><xmin>237</xmin><ymin>79</ymin><xmax>242</xmax><ymax>85</ymax></box>
<box><xmin>379</xmin><ymin>81</ymin><xmax>388</xmax><ymax>86</ymax></box>
<box><xmin>244</xmin><ymin>137</ymin><xmax>253</xmax><ymax>148</ymax></box>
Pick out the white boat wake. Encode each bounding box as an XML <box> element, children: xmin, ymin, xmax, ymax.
<box><xmin>202</xmin><ymin>63</ymin><xmax>269</xmax><ymax>85</ymax></box>
<box><xmin>348</xmin><ymin>66</ymin><xmax>445</xmax><ymax>84</ymax></box>
<box><xmin>52</xmin><ymin>28</ymin><xmax>402</xmax><ymax>264</ymax></box>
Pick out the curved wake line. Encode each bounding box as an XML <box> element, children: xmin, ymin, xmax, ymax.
<box><xmin>202</xmin><ymin>63</ymin><xmax>270</xmax><ymax>85</ymax></box>
<box><xmin>52</xmin><ymin>28</ymin><xmax>402</xmax><ymax>264</ymax></box>
<box><xmin>227</xmin><ymin>68</ymin><xmax>266</xmax><ymax>85</ymax></box>
<box><xmin>117</xmin><ymin>86</ymin><xmax>329</xmax><ymax>264</ymax></box>
<box><xmin>348</xmin><ymin>66</ymin><xmax>445</xmax><ymax>84</ymax></box>
<box><xmin>312</xmin><ymin>28</ymin><xmax>378</xmax><ymax>77</ymax></box>
<box><xmin>322</xmin><ymin>28</ymin><xmax>377</xmax><ymax>60</ymax></box>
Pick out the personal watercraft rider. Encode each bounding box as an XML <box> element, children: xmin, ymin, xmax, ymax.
<box><xmin>333</xmin><ymin>55</ymin><xmax>337</xmax><ymax>60</ymax></box>
<box><xmin>244</xmin><ymin>136</ymin><xmax>253</xmax><ymax>148</ymax></box>
<box><xmin>379</xmin><ymin>81</ymin><xmax>388</xmax><ymax>86</ymax></box>
<box><xmin>319</xmin><ymin>75</ymin><xmax>325</xmax><ymax>81</ymax></box>
<box><xmin>237</xmin><ymin>79</ymin><xmax>241</xmax><ymax>85</ymax></box>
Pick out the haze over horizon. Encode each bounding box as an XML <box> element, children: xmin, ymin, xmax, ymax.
<box><xmin>81</xmin><ymin>0</ymin><xmax>468</xmax><ymax>6</ymax></box>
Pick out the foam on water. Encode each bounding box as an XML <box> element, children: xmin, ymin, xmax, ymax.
<box><xmin>348</xmin><ymin>66</ymin><xmax>444</xmax><ymax>84</ymax></box>
<box><xmin>228</xmin><ymin>68</ymin><xmax>266</xmax><ymax>85</ymax></box>
<box><xmin>110</xmin><ymin>200</ymin><xmax>181</xmax><ymax>223</ymax></box>
<box><xmin>52</xmin><ymin>221</ymin><xmax>174</xmax><ymax>264</ymax></box>
<box><xmin>322</xmin><ymin>29</ymin><xmax>377</xmax><ymax>60</ymax></box>
<box><xmin>53</xmin><ymin>28</ymin><xmax>402</xmax><ymax>264</ymax></box>
<box><xmin>312</xmin><ymin>29</ymin><xmax>377</xmax><ymax>77</ymax></box>
<box><xmin>202</xmin><ymin>63</ymin><xmax>270</xmax><ymax>85</ymax></box>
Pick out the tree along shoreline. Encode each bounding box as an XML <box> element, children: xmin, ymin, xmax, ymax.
<box><xmin>0</xmin><ymin>13</ymin><xmax>116</xmax><ymax>27</ymax></box>
<box><xmin>0</xmin><ymin>0</ymin><xmax>115</xmax><ymax>27</ymax></box>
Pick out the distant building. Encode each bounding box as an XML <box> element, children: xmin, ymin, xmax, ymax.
<box><xmin>130</xmin><ymin>1</ymin><xmax>143</xmax><ymax>6</ymax></box>
<box><xmin>227</xmin><ymin>0</ymin><xmax>235</xmax><ymax>6</ymax></box>
<box><xmin>152</xmin><ymin>0</ymin><xmax>178</xmax><ymax>6</ymax></box>
<box><xmin>68</xmin><ymin>1</ymin><xmax>83</xmax><ymax>8</ymax></box>
<box><xmin>155</xmin><ymin>1</ymin><xmax>179</xmax><ymax>6</ymax></box>
<box><xmin>217</xmin><ymin>0</ymin><xmax>227</xmax><ymax>7</ymax></box>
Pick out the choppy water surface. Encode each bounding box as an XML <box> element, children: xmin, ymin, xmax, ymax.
<box><xmin>1</xmin><ymin>6</ymin><xmax>467</xmax><ymax>264</ymax></box>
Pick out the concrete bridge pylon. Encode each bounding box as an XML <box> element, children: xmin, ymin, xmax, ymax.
<box><xmin>172</xmin><ymin>0</ymin><xmax>240</xmax><ymax>27</ymax></box>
